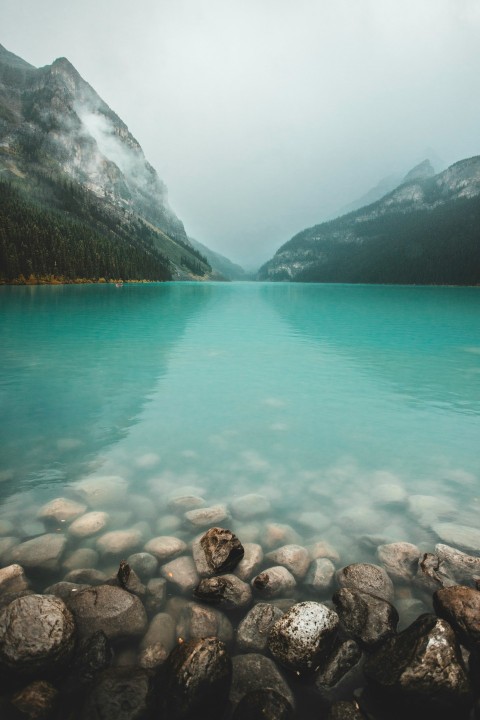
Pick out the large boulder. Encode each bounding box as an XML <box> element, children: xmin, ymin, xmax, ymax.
<box><xmin>66</xmin><ymin>585</ymin><xmax>147</xmax><ymax>641</ymax></box>
<box><xmin>10</xmin><ymin>534</ymin><xmax>67</xmax><ymax>573</ymax></box>
<box><xmin>267</xmin><ymin>601</ymin><xmax>339</xmax><ymax>673</ymax></box>
<box><xmin>336</xmin><ymin>563</ymin><xmax>394</xmax><ymax>603</ymax></box>
<box><xmin>192</xmin><ymin>527</ymin><xmax>244</xmax><ymax>577</ymax></box>
<box><xmin>161</xmin><ymin>637</ymin><xmax>232</xmax><ymax>719</ymax></box>
<box><xmin>0</xmin><ymin>594</ymin><xmax>75</xmax><ymax>676</ymax></box>
<box><xmin>333</xmin><ymin>588</ymin><xmax>399</xmax><ymax>648</ymax></box>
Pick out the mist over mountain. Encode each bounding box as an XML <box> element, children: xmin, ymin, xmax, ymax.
<box><xmin>0</xmin><ymin>44</ymin><xmax>242</xmax><ymax>282</ymax></box>
<box><xmin>258</xmin><ymin>157</ymin><xmax>480</xmax><ymax>285</ymax></box>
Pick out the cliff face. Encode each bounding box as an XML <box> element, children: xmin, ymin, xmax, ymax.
<box><xmin>0</xmin><ymin>44</ymin><xmax>212</xmax><ymax>281</ymax></box>
<box><xmin>258</xmin><ymin>157</ymin><xmax>480</xmax><ymax>285</ymax></box>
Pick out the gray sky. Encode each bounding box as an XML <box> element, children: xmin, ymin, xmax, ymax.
<box><xmin>2</xmin><ymin>0</ymin><xmax>480</xmax><ymax>268</ymax></box>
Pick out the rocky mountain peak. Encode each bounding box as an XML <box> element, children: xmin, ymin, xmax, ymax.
<box><xmin>402</xmin><ymin>159</ymin><xmax>435</xmax><ymax>184</ymax></box>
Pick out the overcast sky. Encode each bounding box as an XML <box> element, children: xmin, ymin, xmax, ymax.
<box><xmin>2</xmin><ymin>0</ymin><xmax>480</xmax><ymax>267</ymax></box>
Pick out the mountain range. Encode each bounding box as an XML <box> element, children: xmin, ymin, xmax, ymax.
<box><xmin>258</xmin><ymin>157</ymin><xmax>480</xmax><ymax>284</ymax></box>
<box><xmin>0</xmin><ymin>44</ymin><xmax>240</xmax><ymax>283</ymax></box>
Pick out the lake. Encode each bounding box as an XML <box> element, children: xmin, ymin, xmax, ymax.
<box><xmin>1</xmin><ymin>281</ymin><xmax>480</xmax><ymax>605</ymax></box>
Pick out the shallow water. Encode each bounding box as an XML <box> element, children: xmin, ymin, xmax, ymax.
<box><xmin>1</xmin><ymin>282</ymin><xmax>480</xmax><ymax>593</ymax></box>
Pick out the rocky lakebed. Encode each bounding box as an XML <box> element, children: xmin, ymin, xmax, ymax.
<box><xmin>1</xmin><ymin>475</ymin><xmax>480</xmax><ymax>719</ymax></box>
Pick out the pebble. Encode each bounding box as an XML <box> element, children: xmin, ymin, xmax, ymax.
<box><xmin>167</xmin><ymin>495</ymin><xmax>206</xmax><ymax>512</ymax></box>
<box><xmin>236</xmin><ymin>603</ymin><xmax>284</xmax><ymax>653</ymax></box>
<box><xmin>126</xmin><ymin>552</ymin><xmax>158</xmax><ymax>581</ymax></box>
<box><xmin>194</xmin><ymin>574</ymin><xmax>252</xmax><ymax>610</ymax></box>
<box><xmin>67</xmin><ymin>585</ymin><xmax>147</xmax><ymax>641</ymax></box>
<box><xmin>96</xmin><ymin>528</ymin><xmax>144</xmax><ymax>557</ymax></box>
<box><xmin>336</xmin><ymin>563</ymin><xmax>394</xmax><ymax>603</ymax></box>
<box><xmin>265</xmin><ymin>544</ymin><xmax>310</xmax><ymax>580</ymax></box>
<box><xmin>144</xmin><ymin>536</ymin><xmax>187</xmax><ymax>562</ymax></box>
<box><xmin>160</xmin><ymin>556</ymin><xmax>200</xmax><ymax>594</ymax></box>
<box><xmin>252</xmin><ymin>566</ymin><xmax>296</xmax><ymax>599</ymax></box>
<box><xmin>0</xmin><ymin>564</ymin><xmax>29</xmax><ymax>597</ymax></box>
<box><xmin>304</xmin><ymin>558</ymin><xmax>336</xmax><ymax>594</ymax></box>
<box><xmin>184</xmin><ymin>504</ymin><xmax>229</xmax><ymax>527</ymax></box>
<box><xmin>10</xmin><ymin>534</ymin><xmax>67</xmax><ymax>573</ymax></box>
<box><xmin>68</xmin><ymin>511</ymin><xmax>109</xmax><ymax>539</ymax></box>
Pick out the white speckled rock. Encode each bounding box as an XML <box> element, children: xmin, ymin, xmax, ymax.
<box><xmin>144</xmin><ymin>536</ymin><xmax>187</xmax><ymax>562</ymax></box>
<box><xmin>230</xmin><ymin>494</ymin><xmax>271</xmax><ymax>520</ymax></box>
<box><xmin>184</xmin><ymin>505</ymin><xmax>229</xmax><ymax>528</ymax></box>
<box><xmin>160</xmin><ymin>556</ymin><xmax>199</xmax><ymax>594</ymax></box>
<box><xmin>10</xmin><ymin>534</ymin><xmax>67</xmax><ymax>573</ymax></box>
<box><xmin>265</xmin><ymin>545</ymin><xmax>310</xmax><ymax>580</ymax></box>
<box><xmin>96</xmin><ymin>529</ymin><xmax>143</xmax><ymax>557</ymax></box>
<box><xmin>234</xmin><ymin>543</ymin><xmax>264</xmax><ymax>582</ymax></box>
<box><xmin>252</xmin><ymin>566</ymin><xmax>296</xmax><ymax>599</ymax></box>
<box><xmin>68</xmin><ymin>512</ymin><xmax>109</xmax><ymax>539</ymax></box>
<box><xmin>73</xmin><ymin>475</ymin><xmax>128</xmax><ymax>508</ymax></box>
<box><xmin>267</xmin><ymin>601</ymin><xmax>339</xmax><ymax>672</ymax></box>
<box><xmin>304</xmin><ymin>558</ymin><xmax>336</xmax><ymax>595</ymax></box>
<box><xmin>38</xmin><ymin>498</ymin><xmax>87</xmax><ymax>525</ymax></box>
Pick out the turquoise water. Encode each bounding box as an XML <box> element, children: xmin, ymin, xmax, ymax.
<box><xmin>1</xmin><ymin>282</ymin><xmax>480</xmax><ymax>566</ymax></box>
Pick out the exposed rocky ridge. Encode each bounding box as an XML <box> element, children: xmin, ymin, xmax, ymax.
<box><xmin>258</xmin><ymin>156</ymin><xmax>480</xmax><ymax>284</ymax></box>
<box><xmin>0</xmin><ymin>43</ymin><xmax>221</xmax><ymax>281</ymax></box>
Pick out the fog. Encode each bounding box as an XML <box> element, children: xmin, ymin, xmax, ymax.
<box><xmin>2</xmin><ymin>0</ymin><xmax>480</xmax><ymax>268</ymax></box>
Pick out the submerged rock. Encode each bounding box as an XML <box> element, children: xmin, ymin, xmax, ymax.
<box><xmin>126</xmin><ymin>552</ymin><xmax>158</xmax><ymax>581</ymax></box>
<box><xmin>327</xmin><ymin>700</ymin><xmax>365</xmax><ymax>720</ymax></box>
<box><xmin>62</xmin><ymin>547</ymin><xmax>99</xmax><ymax>571</ymax></box>
<box><xmin>64</xmin><ymin>568</ymin><xmax>108</xmax><ymax>585</ymax></box>
<box><xmin>435</xmin><ymin>543</ymin><xmax>480</xmax><ymax>587</ymax></box>
<box><xmin>232</xmin><ymin>688</ymin><xmax>294</xmax><ymax>720</ymax></box>
<box><xmin>81</xmin><ymin>667</ymin><xmax>153</xmax><ymax>720</ymax></box>
<box><xmin>265</xmin><ymin>544</ymin><xmax>310</xmax><ymax>580</ymax></box>
<box><xmin>160</xmin><ymin>556</ymin><xmax>199</xmax><ymax>594</ymax></box>
<box><xmin>264</xmin><ymin>523</ymin><xmax>301</xmax><ymax>550</ymax></box>
<box><xmin>252</xmin><ymin>566</ymin><xmax>296</xmax><ymax>599</ymax></box>
<box><xmin>336</xmin><ymin>563</ymin><xmax>394</xmax><ymax>603</ymax></box>
<box><xmin>10</xmin><ymin>534</ymin><xmax>67</xmax><ymax>573</ymax></box>
<box><xmin>192</xmin><ymin>527</ymin><xmax>244</xmax><ymax>577</ymax></box>
<box><xmin>138</xmin><ymin>612</ymin><xmax>176</xmax><ymax>669</ymax></box>
<box><xmin>67</xmin><ymin>584</ymin><xmax>147</xmax><ymax>641</ymax></box>
<box><xmin>433</xmin><ymin>523</ymin><xmax>480</xmax><ymax>554</ymax></box>
<box><xmin>409</xmin><ymin>494</ymin><xmax>455</xmax><ymax>528</ymax></box>
<box><xmin>230</xmin><ymin>653</ymin><xmax>295</xmax><ymax>712</ymax></box>
<box><xmin>0</xmin><ymin>594</ymin><xmax>75</xmax><ymax>676</ymax></box>
<box><xmin>11</xmin><ymin>680</ymin><xmax>58</xmax><ymax>719</ymax></box>
<box><xmin>0</xmin><ymin>564</ymin><xmax>30</xmax><ymax>598</ymax></box>
<box><xmin>234</xmin><ymin>543</ymin><xmax>264</xmax><ymax>582</ymax></box>
<box><xmin>184</xmin><ymin>504</ymin><xmax>229</xmax><ymax>528</ymax></box>
<box><xmin>307</xmin><ymin>540</ymin><xmax>341</xmax><ymax>564</ymax></box>
<box><xmin>376</xmin><ymin>542</ymin><xmax>420</xmax><ymax>585</ymax></box>
<box><xmin>144</xmin><ymin>536</ymin><xmax>187</xmax><ymax>562</ymax></box>
<box><xmin>38</xmin><ymin>497</ymin><xmax>87</xmax><ymax>526</ymax></box>
<box><xmin>304</xmin><ymin>558</ymin><xmax>336</xmax><ymax>595</ymax></box>
<box><xmin>236</xmin><ymin>603</ymin><xmax>284</xmax><ymax>653</ymax></box>
<box><xmin>267</xmin><ymin>601</ymin><xmax>339</xmax><ymax>673</ymax></box>
<box><xmin>65</xmin><ymin>631</ymin><xmax>113</xmax><ymax>690</ymax></box>
<box><xmin>194</xmin><ymin>574</ymin><xmax>252</xmax><ymax>610</ymax></box>
<box><xmin>176</xmin><ymin>601</ymin><xmax>233</xmax><ymax>645</ymax></box>
<box><xmin>230</xmin><ymin>493</ymin><xmax>271</xmax><ymax>519</ymax></box>
<box><xmin>161</xmin><ymin>637</ymin><xmax>232</xmax><ymax>719</ymax></box>
<box><xmin>333</xmin><ymin>588</ymin><xmax>399</xmax><ymax>648</ymax></box>
<box><xmin>68</xmin><ymin>511</ymin><xmax>109</xmax><ymax>539</ymax></box>
<box><xmin>96</xmin><ymin>528</ymin><xmax>143</xmax><ymax>557</ymax></box>
<box><xmin>73</xmin><ymin>475</ymin><xmax>128</xmax><ymax>508</ymax></box>
<box><xmin>144</xmin><ymin>578</ymin><xmax>167</xmax><ymax>615</ymax></box>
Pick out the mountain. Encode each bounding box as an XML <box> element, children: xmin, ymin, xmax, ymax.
<box><xmin>0</xmin><ymin>44</ymin><xmax>216</xmax><ymax>282</ymax></box>
<box><xmin>258</xmin><ymin>156</ymin><xmax>480</xmax><ymax>285</ymax></box>
<box><xmin>188</xmin><ymin>236</ymin><xmax>246</xmax><ymax>280</ymax></box>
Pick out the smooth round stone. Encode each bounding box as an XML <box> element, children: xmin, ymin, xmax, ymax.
<box><xmin>129</xmin><ymin>494</ymin><xmax>157</xmax><ymax>521</ymax></box>
<box><xmin>377</xmin><ymin>542</ymin><xmax>420</xmax><ymax>584</ymax></box>
<box><xmin>234</xmin><ymin>543</ymin><xmax>264</xmax><ymax>582</ymax></box>
<box><xmin>44</xmin><ymin>581</ymin><xmax>90</xmax><ymax>600</ymax></box>
<box><xmin>127</xmin><ymin>552</ymin><xmax>158</xmax><ymax>581</ymax></box>
<box><xmin>307</xmin><ymin>540</ymin><xmax>341</xmax><ymax>564</ymax></box>
<box><xmin>0</xmin><ymin>594</ymin><xmax>75</xmax><ymax>675</ymax></box>
<box><xmin>267</xmin><ymin>601</ymin><xmax>339</xmax><ymax>673</ymax></box>
<box><xmin>0</xmin><ymin>564</ymin><xmax>29</xmax><ymax>597</ymax></box>
<box><xmin>160</xmin><ymin>556</ymin><xmax>200</xmax><ymax>594</ymax></box>
<box><xmin>144</xmin><ymin>536</ymin><xmax>187</xmax><ymax>562</ymax></box>
<box><xmin>67</xmin><ymin>585</ymin><xmax>147</xmax><ymax>640</ymax></box>
<box><xmin>106</xmin><ymin>511</ymin><xmax>134</xmax><ymax>530</ymax></box>
<box><xmin>64</xmin><ymin>568</ymin><xmax>108</xmax><ymax>585</ymax></box>
<box><xmin>304</xmin><ymin>558</ymin><xmax>336</xmax><ymax>595</ymax></box>
<box><xmin>237</xmin><ymin>603</ymin><xmax>284</xmax><ymax>653</ymax></box>
<box><xmin>265</xmin><ymin>545</ymin><xmax>310</xmax><ymax>580</ymax></box>
<box><xmin>0</xmin><ymin>537</ymin><xmax>18</xmax><ymax>564</ymax></box>
<box><xmin>336</xmin><ymin>563</ymin><xmax>394</xmax><ymax>603</ymax></box>
<box><xmin>38</xmin><ymin>497</ymin><xmax>87</xmax><ymax>525</ymax></box>
<box><xmin>73</xmin><ymin>475</ymin><xmax>128</xmax><ymax>508</ymax></box>
<box><xmin>145</xmin><ymin>578</ymin><xmax>167</xmax><ymax>615</ymax></box>
<box><xmin>232</xmin><ymin>523</ymin><xmax>261</xmax><ymax>544</ymax></box>
<box><xmin>176</xmin><ymin>602</ymin><xmax>234</xmax><ymax>645</ymax></box>
<box><xmin>63</xmin><ymin>548</ymin><xmax>100</xmax><ymax>572</ymax></box>
<box><xmin>96</xmin><ymin>529</ymin><xmax>143</xmax><ymax>557</ymax></box>
<box><xmin>194</xmin><ymin>574</ymin><xmax>252</xmax><ymax>610</ymax></box>
<box><xmin>373</xmin><ymin>482</ymin><xmax>407</xmax><ymax>507</ymax></box>
<box><xmin>184</xmin><ymin>504</ymin><xmax>229</xmax><ymax>528</ymax></box>
<box><xmin>230</xmin><ymin>494</ymin><xmax>271</xmax><ymax>520</ymax></box>
<box><xmin>11</xmin><ymin>680</ymin><xmax>58</xmax><ymax>719</ymax></box>
<box><xmin>138</xmin><ymin>612</ymin><xmax>176</xmax><ymax>669</ymax></box>
<box><xmin>432</xmin><ymin>523</ymin><xmax>480</xmax><ymax>554</ymax></box>
<box><xmin>264</xmin><ymin>524</ymin><xmax>301</xmax><ymax>551</ymax></box>
<box><xmin>230</xmin><ymin>654</ymin><xmax>295</xmax><ymax>712</ymax></box>
<box><xmin>168</xmin><ymin>495</ymin><xmax>206</xmax><ymax>513</ymax></box>
<box><xmin>156</xmin><ymin>514</ymin><xmax>182</xmax><ymax>534</ymax></box>
<box><xmin>252</xmin><ymin>566</ymin><xmax>296</xmax><ymax>599</ymax></box>
<box><xmin>10</xmin><ymin>534</ymin><xmax>67</xmax><ymax>573</ymax></box>
<box><xmin>69</xmin><ymin>512</ymin><xmax>109</xmax><ymax>539</ymax></box>
<box><xmin>409</xmin><ymin>494</ymin><xmax>455</xmax><ymax>528</ymax></box>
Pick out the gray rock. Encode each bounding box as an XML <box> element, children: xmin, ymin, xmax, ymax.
<box><xmin>67</xmin><ymin>584</ymin><xmax>147</xmax><ymax>641</ymax></box>
<box><xmin>38</xmin><ymin>497</ymin><xmax>87</xmax><ymax>526</ymax></box>
<box><xmin>297</xmin><ymin>511</ymin><xmax>331</xmax><ymax>533</ymax></box>
<box><xmin>192</xmin><ymin>527</ymin><xmax>244</xmax><ymax>577</ymax></box>
<box><xmin>184</xmin><ymin>504</ymin><xmax>229</xmax><ymax>528</ymax></box>
<box><xmin>0</xmin><ymin>564</ymin><xmax>30</xmax><ymax>598</ymax></box>
<box><xmin>96</xmin><ymin>528</ymin><xmax>143</xmax><ymax>557</ymax></box>
<box><xmin>413</xmin><ymin>552</ymin><xmax>454</xmax><ymax>594</ymax></box>
<box><xmin>234</xmin><ymin>543</ymin><xmax>264</xmax><ymax>582</ymax></box>
<box><xmin>0</xmin><ymin>537</ymin><xmax>18</xmax><ymax>564</ymax></box>
<box><xmin>62</xmin><ymin>547</ymin><xmax>99</xmax><ymax>571</ymax></box>
<box><xmin>333</xmin><ymin>588</ymin><xmax>399</xmax><ymax>648</ymax></box>
<box><xmin>433</xmin><ymin>523</ymin><xmax>480</xmax><ymax>554</ymax></box>
<box><xmin>376</xmin><ymin>542</ymin><xmax>420</xmax><ymax>584</ymax></box>
<box><xmin>64</xmin><ymin>568</ymin><xmax>108</xmax><ymax>585</ymax></box>
<box><xmin>373</xmin><ymin>482</ymin><xmax>407</xmax><ymax>507</ymax></box>
<box><xmin>265</xmin><ymin>544</ymin><xmax>310</xmax><ymax>580</ymax></box>
<box><xmin>168</xmin><ymin>495</ymin><xmax>206</xmax><ymax>512</ymax></box>
<box><xmin>307</xmin><ymin>540</ymin><xmax>341</xmax><ymax>563</ymax></box>
<box><xmin>0</xmin><ymin>594</ymin><xmax>75</xmax><ymax>675</ymax></box>
<box><xmin>364</xmin><ymin>614</ymin><xmax>471</xmax><ymax>715</ymax></box>
<box><xmin>433</xmin><ymin>585</ymin><xmax>480</xmax><ymax>647</ymax></box>
<box><xmin>267</xmin><ymin>601</ymin><xmax>339</xmax><ymax>672</ymax></box>
<box><xmin>263</xmin><ymin>523</ymin><xmax>301</xmax><ymax>550</ymax></box>
<box><xmin>409</xmin><ymin>494</ymin><xmax>455</xmax><ymax>528</ymax></box>
<box><xmin>44</xmin><ymin>581</ymin><xmax>89</xmax><ymax>600</ymax></box>
<box><xmin>315</xmin><ymin>638</ymin><xmax>362</xmax><ymax>690</ymax></box>
<box><xmin>10</xmin><ymin>534</ymin><xmax>67</xmax><ymax>573</ymax></box>
<box><xmin>436</xmin><ymin>543</ymin><xmax>480</xmax><ymax>586</ymax></box>
<box><xmin>155</xmin><ymin>514</ymin><xmax>182</xmax><ymax>534</ymax></box>
<box><xmin>0</xmin><ymin>519</ymin><xmax>15</xmax><ymax>536</ymax></box>
<box><xmin>194</xmin><ymin>574</ymin><xmax>252</xmax><ymax>610</ymax></box>
<box><xmin>138</xmin><ymin>612</ymin><xmax>176</xmax><ymax>669</ymax></box>
<box><xmin>126</xmin><ymin>552</ymin><xmax>158</xmax><ymax>581</ymax></box>
<box><xmin>236</xmin><ymin>603</ymin><xmax>283</xmax><ymax>653</ymax></box>
<box><xmin>73</xmin><ymin>475</ymin><xmax>128</xmax><ymax>508</ymax></box>
<box><xmin>68</xmin><ymin>511</ymin><xmax>109</xmax><ymax>539</ymax></box>
<box><xmin>232</xmin><ymin>689</ymin><xmax>294</xmax><ymax>720</ymax></box>
<box><xmin>176</xmin><ymin>601</ymin><xmax>233</xmax><ymax>644</ymax></box>
<box><xmin>304</xmin><ymin>558</ymin><xmax>336</xmax><ymax>595</ymax></box>
<box><xmin>144</xmin><ymin>578</ymin><xmax>167</xmax><ymax>615</ymax></box>
<box><xmin>230</xmin><ymin>494</ymin><xmax>271</xmax><ymax>519</ymax></box>
<box><xmin>336</xmin><ymin>563</ymin><xmax>394</xmax><ymax>603</ymax></box>
<box><xmin>11</xmin><ymin>680</ymin><xmax>58</xmax><ymax>719</ymax></box>
<box><xmin>144</xmin><ymin>536</ymin><xmax>187</xmax><ymax>562</ymax></box>
<box><xmin>162</xmin><ymin>637</ymin><xmax>232</xmax><ymax>719</ymax></box>
<box><xmin>160</xmin><ymin>556</ymin><xmax>199</xmax><ymax>594</ymax></box>
<box><xmin>252</xmin><ymin>566</ymin><xmax>296</xmax><ymax>599</ymax></box>
<box><xmin>81</xmin><ymin>667</ymin><xmax>153</xmax><ymax>720</ymax></box>
<box><xmin>230</xmin><ymin>653</ymin><xmax>295</xmax><ymax>711</ymax></box>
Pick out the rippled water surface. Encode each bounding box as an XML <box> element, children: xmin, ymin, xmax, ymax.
<box><xmin>1</xmin><ymin>281</ymin><xmax>480</xmax><ymax>568</ymax></box>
